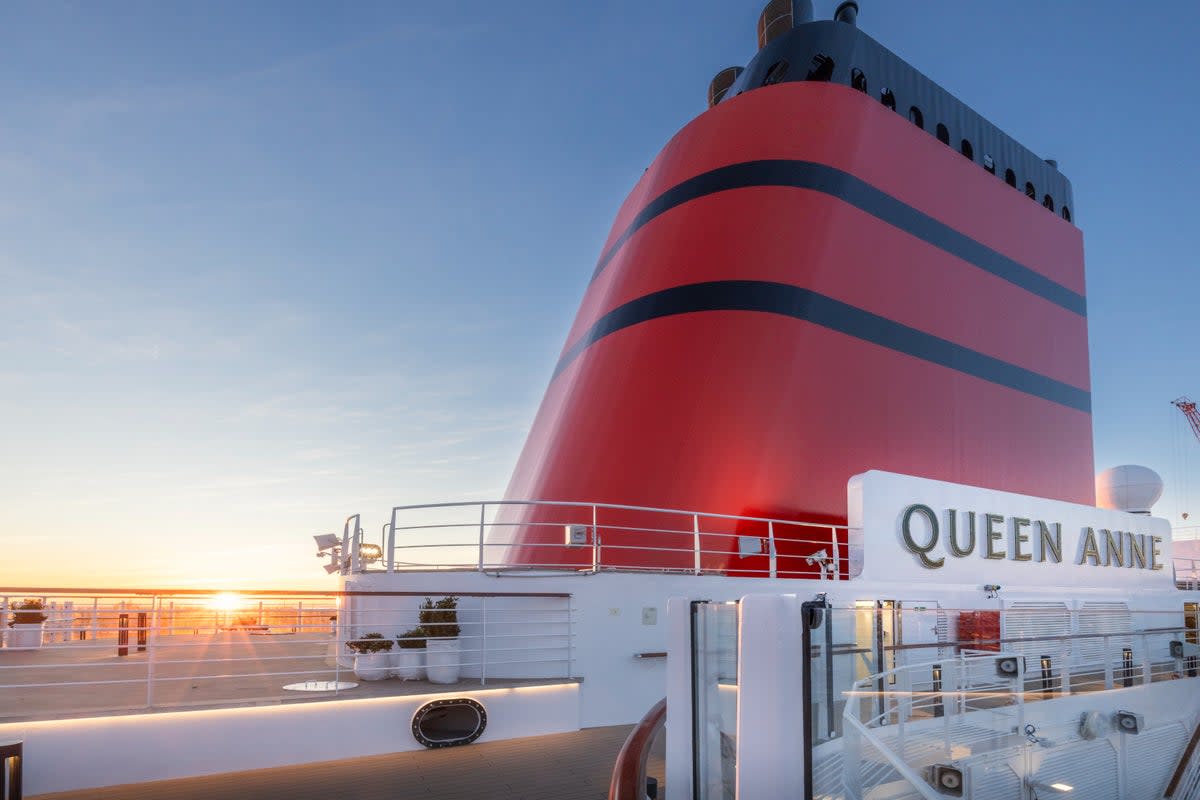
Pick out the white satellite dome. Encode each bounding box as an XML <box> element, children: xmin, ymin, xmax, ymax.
<box><xmin>1095</xmin><ymin>465</ymin><xmax>1164</xmax><ymax>515</ymax></box>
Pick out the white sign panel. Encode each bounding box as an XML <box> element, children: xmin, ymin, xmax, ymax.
<box><xmin>847</xmin><ymin>470</ymin><xmax>1175</xmax><ymax>589</ymax></box>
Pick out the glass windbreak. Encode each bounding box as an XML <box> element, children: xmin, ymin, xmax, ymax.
<box><xmin>807</xmin><ymin>603</ymin><xmax>1196</xmax><ymax>800</ymax></box>
<box><xmin>691</xmin><ymin>600</ymin><xmax>738</xmax><ymax>800</ymax></box>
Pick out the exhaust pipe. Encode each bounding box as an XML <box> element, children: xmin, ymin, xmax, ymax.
<box><xmin>834</xmin><ymin>1</ymin><xmax>859</xmax><ymax>25</ymax></box>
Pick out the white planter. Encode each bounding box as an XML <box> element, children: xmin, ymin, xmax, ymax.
<box><xmin>425</xmin><ymin>638</ymin><xmax>461</xmax><ymax>684</ymax></box>
<box><xmin>353</xmin><ymin>652</ymin><xmax>392</xmax><ymax>681</ymax></box>
<box><xmin>393</xmin><ymin>649</ymin><xmax>426</xmax><ymax>680</ymax></box>
<box><xmin>7</xmin><ymin>623</ymin><xmax>45</xmax><ymax>650</ymax></box>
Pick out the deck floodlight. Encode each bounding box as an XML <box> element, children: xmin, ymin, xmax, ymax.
<box><xmin>929</xmin><ymin>764</ymin><xmax>964</xmax><ymax>796</ymax></box>
<box><xmin>1114</xmin><ymin>710</ymin><xmax>1144</xmax><ymax>734</ymax></box>
<box><xmin>323</xmin><ymin>561</ymin><xmax>342</xmax><ymax>575</ymax></box>
<box><xmin>314</xmin><ymin>533</ymin><xmax>340</xmax><ymax>553</ymax></box>
<box><xmin>995</xmin><ymin>655</ymin><xmax>1024</xmax><ymax>678</ymax></box>
<box><xmin>1170</xmin><ymin>640</ymin><xmax>1200</xmax><ymax>658</ymax></box>
<box><xmin>359</xmin><ymin>543</ymin><xmax>383</xmax><ymax>562</ymax></box>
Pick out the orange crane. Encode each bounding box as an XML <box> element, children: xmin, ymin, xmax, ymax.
<box><xmin>1174</xmin><ymin>397</ymin><xmax>1200</xmax><ymax>442</ymax></box>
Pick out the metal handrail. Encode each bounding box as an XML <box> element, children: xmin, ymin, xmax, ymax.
<box><xmin>377</xmin><ymin>499</ymin><xmax>849</xmax><ymax>579</ymax></box>
<box><xmin>842</xmin><ymin>713</ymin><xmax>947</xmax><ymax>800</ymax></box>
<box><xmin>608</xmin><ymin>697</ymin><xmax>666</xmax><ymax>800</ymax></box>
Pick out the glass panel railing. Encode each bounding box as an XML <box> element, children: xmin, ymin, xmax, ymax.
<box><xmin>690</xmin><ymin>600</ymin><xmax>738</xmax><ymax>800</ymax></box>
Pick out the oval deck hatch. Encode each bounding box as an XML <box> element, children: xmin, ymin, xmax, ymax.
<box><xmin>412</xmin><ymin>698</ymin><xmax>487</xmax><ymax>748</ymax></box>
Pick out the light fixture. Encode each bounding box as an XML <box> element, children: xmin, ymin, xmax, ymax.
<box><xmin>929</xmin><ymin>764</ymin><xmax>963</xmax><ymax>796</ymax></box>
<box><xmin>1114</xmin><ymin>710</ymin><xmax>1144</xmax><ymax>734</ymax></box>
<box><xmin>313</xmin><ymin>533</ymin><xmax>340</xmax><ymax>552</ymax></box>
<box><xmin>323</xmin><ymin>562</ymin><xmax>341</xmax><ymax>575</ymax></box>
<box><xmin>359</xmin><ymin>543</ymin><xmax>383</xmax><ymax>562</ymax></box>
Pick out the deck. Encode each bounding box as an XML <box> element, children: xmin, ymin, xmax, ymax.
<box><xmin>31</xmin><ymin>724</ymin><xmax>663</xmax><ymax>800</ymax></box>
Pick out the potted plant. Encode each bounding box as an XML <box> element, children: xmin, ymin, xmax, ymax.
<box><xmin>346</xmin><ymin>632</ymin><xmax>393</xmax><ymax>680</ymax></box>
<box><xmin>393</xmin><ymin>626</ymin><xmax>427</xmax><ymax>680</ymax></box>
<box><xmin>420</xmin><ymin>596</ymin><xmax>461</xmax><ymax>684</ymax></box>
<box><xmin>7</xmin><ymin>598</ymin><xmax>48</xmax><ymax>650</ymax></box>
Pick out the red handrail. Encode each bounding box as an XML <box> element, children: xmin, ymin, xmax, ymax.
<box><xmin>609</xmin><ymin>697</ymin><xmax>667</xmax><ymax>800</ymax></box>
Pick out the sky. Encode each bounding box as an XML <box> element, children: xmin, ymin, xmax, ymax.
<box><xmin>1</xmin><ymin>0</ymin><xmax>1198</xmax><ymax>590</ymax></box>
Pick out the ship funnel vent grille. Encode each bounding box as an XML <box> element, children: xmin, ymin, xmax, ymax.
<box><xmin>758</xmin><ymin>0</ymin><xmax>794</xmax><ymax>49</ymax></box>
<box><xmin>707</xmin><ymin>67</ymin><xmax>744</xmax><ymax>107</ymax></box>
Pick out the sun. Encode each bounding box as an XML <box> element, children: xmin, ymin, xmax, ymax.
<box><xmin>207</xmin><ymin>592</ymin><xmax>244</xmax><ymax>612</ymax></box>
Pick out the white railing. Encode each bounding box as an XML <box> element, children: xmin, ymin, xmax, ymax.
<box><xmin>839</xmin><ymin>624</ymin><xmax>1199</xmax><ymax>800</ymax></box>
<box><xmin>1177</xmin><ymin>557</ymin><xmax>1200</xmax><ymax>590</ymax></box>
<box><xmin>0</xmin><ymin>588</ymin><xmax>575</xmax><ymax>722</ymax></box>
<box><xmin>336</xmin><ymin>500</ymin><xmax>850</xmax><ymax>579</ymax></box>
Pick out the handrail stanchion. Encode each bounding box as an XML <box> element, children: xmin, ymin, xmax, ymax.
<box><xmin>388</xmin><ymin>507</ymin><xmax>398</xmax><ymax>573</ymax></box>
<box><xmin>1103</xmin><ymin>635</ymin><xmax>1113</xmax><ymax>689</ymax></box>
<box><xmin>831</xmin><ymin>525</ymin><xmax>841</xmax><ymax>579</ymax></box>
<box><xmin>693</xmin><ymin>514</ymin><xmax>701</xmax><ymax>575</ymax></box>
<box><xmin>480</xmin><ymin>596</ymin><xmax>487</xmax><ymax>686</ymax></box>
<box><xmin>768</xmin><ymin>521</ymin><xmax>777</xmax><ymax>579</ymax></box>
<box><xmin>592</xmin><ymin>504</ymin><xmax>599</xmax><ymax>572</ymax></box>
<box><xmin>478</xmin><ymin>503</ymin><xmax>487</xmax><ymax>572</ymax></box>
<box><xmin>145</xmin><ymin>596</ymin><xmax>159</xmax><ymax>709</ymax></box>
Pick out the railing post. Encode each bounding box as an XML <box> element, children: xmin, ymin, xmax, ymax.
<box><xmin>566</xmin><ymin>595</ymin><xmax>574</xmax><ymax>679</ymax></box>
<box><xmin>1103</xmin><ymin>635</ymin><xmax>1113</xmax><ymax>689</ymax></box>
<box><xmin>478</xmin><ymin>503</ymin><xmax>487</xmax><ymax>571</ymax></box>
<box><xmin>591</xmin><ymin>504</ymin><xmax>599</xmax><ymax>572</ymax></box>
<box><xmin>480</xmin><ymin>597</ymin><xmax>487</xmax><ymax>687</ymax></box>
<box><xmin>831</xmin><ymin>525</ymin><xmax>841</xmax><ymax>579</ymax></box>
<box><xmin>767</xmin><ymin>521</ymin><xmax>777</xmax><ymax>579</ymax></box>
<box><xmin>146</xmin><ymin>597</ymin><xmax>159</xmax><ymax>709</ymax></box>
<box><xmin>387</xmin><ymin>508</ymin><xmax>397</xmax><ymax>573</ymax></box>
<box><xmin>1140</xmin><ymin>635</ymin><xmax>1152</xmax><ymax>686</ymax></box>
<box><xmin>1059</xmin><ymin>638</ymin><xmax>1072</xmax><ymax>695</ymax></box>
<box><xmin>340</xmin><ymin>520</ymin><xmax>351</xmax><ymax>576</ymax></box>
<box><xmin>693</xmin><ymin>514</ymin><xmax>701</xmax><ymax>575</ymax></box>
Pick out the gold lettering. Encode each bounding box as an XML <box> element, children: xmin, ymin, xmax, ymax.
<box><xmin>1151</xmin><ymin>536</ymin><xmax>1164</xmax><ymax>571</ymax></box>
<box><xmin>1103</xmin><ymin>529</ymin><xmax>1124</xmax><ymax>567</ymax></box>
<box><xmin>1012</xmin><ymin>518</ymin><xmax>1032</xmax><ymax>561</ymax></box>
<box><xmin>901</xmin><ymin>504</ymin><xmax>944</xmax><ymax>569</ymax></box>
<box><xmin>1079</xmin><ymin>527</ymin><xmax>1102</xmax><ymax>566</ymax></box>
<box><xmin>947</xmin><ymin>509</ymin><xmax>976</xmax><ymax>557</ymax></box>
<box><xmin>1129</xmin><ymin>534</ymin><xmax>1147</xmax><ymax>569</ymax></box>
<box><xmin>984</xmin><ymin>513</ymin><xmax>1006</xmax><ymax>560</ymax></box>
<box><xmin>1038</xmin><ymin>521</ymin><xmax>1062</xmax><ymax>563</ymax></box>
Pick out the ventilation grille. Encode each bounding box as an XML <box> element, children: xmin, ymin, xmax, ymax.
<box><xmin>1004</xmin><ymin>601</ymin><xmax>1071</xmax><ymax>660</ymax></box>
<box><xmin>1077</xmin><ymin>601</ymin><xmax>1133</xmax><ymax>664</ymax></box>
<box><xmin>757</xmin><ymin>0</ymin><xmax>793</xmax><ymax>49</ymax></box>
<box><xmin>1038</xmin><ymin>739</ymin><xmax>1119</xmax><ymax>800</ymax></box>
<box><xmin>1127</xmin><ymin>720</ymin><xmax>1188</xmax><ymax>800</ymax></box>
<box><xmin>967</xmin><ymin>757</ymin><xmax>1021</xmax><ymax>800</ymax></box>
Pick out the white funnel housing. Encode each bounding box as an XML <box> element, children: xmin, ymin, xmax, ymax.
<box><xmin>1095</xmin><ymin>465</ymin><xmax>1164</xmax><ymax>515</ymax></box>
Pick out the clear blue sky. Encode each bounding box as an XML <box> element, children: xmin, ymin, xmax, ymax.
<box><xmin>2</xmin><ymin>1</ymin><xmax>1197</xmax><ymax>587</ymax></box>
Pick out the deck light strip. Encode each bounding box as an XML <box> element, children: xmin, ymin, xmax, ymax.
<box><xmin>551</xmin><ymin>279</ymin><xmax>1091</xmax><ymax>413</ymax></box>
<box><xmin>590</xmin><ymin>159</ymin><xmax>1086</xmax><ymax>316</ymax></box>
